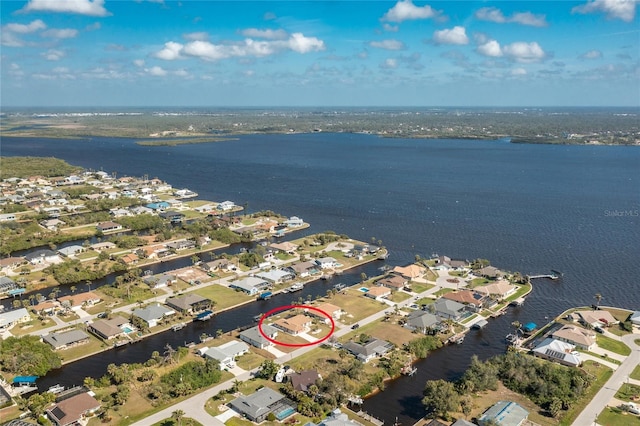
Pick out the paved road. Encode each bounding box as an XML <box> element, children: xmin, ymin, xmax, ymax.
<box><xmin>572</xmin><ymin>330</ymin><xmax>640</xmax><ymax>426</ymax></box>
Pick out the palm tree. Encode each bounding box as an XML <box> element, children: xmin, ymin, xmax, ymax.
<box><xmin>171</xmin><ymin>409</ymin><xmax>185</xmax><ymax>426</ymax></box>
<box><xmin>511</xmin><ymin>320</ymin><xmax>522</xmax><ymax>336</ymax></box>
<box><xmin>594</xmin><ymin>293</ymin><xmax>603</xmax><ymax>309</ymax></box>
<box><xmin>70</xmin><ymin>285</ymin><xmax>77</xmax><ymax>294</ymax></box>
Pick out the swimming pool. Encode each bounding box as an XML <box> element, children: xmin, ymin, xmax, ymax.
<box><xmin>359</xmin><ymin>287</ymin><xmax>369</xmax><ymax>292</ymax></box>
<box><xmin>275</xmin><ymin>407</ymin><xmax>296</xmax><ymax>420</ymax></box>
<box><xmin>121</xmin><ymin>326</ymin><xmax>134</xmax><ymax>334</ymax></box>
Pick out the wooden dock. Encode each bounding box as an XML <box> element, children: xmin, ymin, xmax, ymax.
<box><xmin>356</xmin><ymin>411</ymin><xmax>384</xmax><ymax>426</ymax></box>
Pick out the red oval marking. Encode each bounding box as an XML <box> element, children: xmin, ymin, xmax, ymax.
<box><xmin>258</xmin><ymin>304</ymin><xmax>335</xmax><ymax>348</ymax></box>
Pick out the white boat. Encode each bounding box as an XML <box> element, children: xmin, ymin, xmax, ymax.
<box><xmin>285</xmin><ymin>283</ymin><xmax>303</xmax><ymax>293</ymax></box>
<box><xmin>48</xmin><ymin>384</ymin><xmax>65</xmax><ymax>394</ymax></box>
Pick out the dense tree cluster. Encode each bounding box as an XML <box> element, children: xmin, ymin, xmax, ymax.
<box><xmin>0</xmin><ymin>156</ymin><xmax>82</xmax><ymax>179</ymax></box>
<box><xmin>116</xmin><ymin>214</ymin><xmax>165</xmax><ymax>231</ymax></box>
<box><xmin>404</xmin><ymin>336</ymin><xmax>442</xmax><ymax>359</ymax></box>
<box><xmin>0</xmin><ymin>335</ymin><xmax>61</xmax><ymax>376</ymax></box>
<box><xmin>44</xmin><ymin>259</ymin><xmax>107</xmax><ymax>285</ymax></box>
<box><xmin>159</xmin><ymin>359</ymin><xmax>222</xmax><ymax>398</ymax></box>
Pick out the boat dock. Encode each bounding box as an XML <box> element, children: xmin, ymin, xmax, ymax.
<box><xmin>356</xmin><ymin>411</ymin><xmax>384</xmax><ymax>426</ymax></box>
<box><xmin>528</xmin><ymin>274</ymin><xmax>559</xmax><ymax>280</ymax></box>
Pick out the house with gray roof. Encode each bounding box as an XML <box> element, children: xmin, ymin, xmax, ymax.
<box><xmin>143</xmin><ymin>273</ymin><xmax>177</xmax><ymax>289</ymax></box>
<box><xmin>200</xmin><ymin>340</ymin><xmax>250</xmax><ymax>370</ymax></box>
<box><xmin>451</xmin><ymin>419</ymin><xmax>476</xmax><ymax>426</ymax></box>
<box><xmin>43</xmin><ymin>329</ymin><xmax>90</xmax><ymax>350</ymax></box>
<box><xmin>405</xmin><ymin>311</ymin><xmax>441</xmax><ymax>334</ymax></box>
<box><xmin>229</xmin><ymin>276</ymin><xmax>270</xmax><ymax>295</ymax></box>
<box><xmin>57</xmin><ymin>245</ymin><xmax>84</xmax><ymax>257</ymax></box>
<box><xmin>630</xmin><ymin>311</ymin><xmax>640</xmax><ymax>326</ymax></box>
<box><xmin>532</xmin><ymin>338</ymin><xmax>581</xmax><ymax>367</ymax></box>
<box><xmin>165</xmin><ymin>293</ymin><xmax>211</xmax><ymax>314</ymax></box>
<box><xmin>0</xmin><ymin>276</ymin><xmax>17</xmax><ymax>294</ymax></box>
<box><xmin>343</xmin><ymin>338</ymin><xmax>393</xmax><ymax>363</ymax></box>
<box><xmin>25</xmin><ymin>249</ymin><xmax>61</xmax><ymax>265</ymax></box>
<box><xmin>0</xmin><ymin>308</ymin><xmax>30</xmax><ymax>331</ymax></box>
<box><xmin>256</xmin><ymin>269</ymin><xmax>294</xmax><ymax>284</ymax></box>
<box><xmin>240</xmin><ymin>324</ymin><xmax>279</xmax><ymax>349</ymax></box>
<box><xmin>433</xmin><ymin>298</ymin><xmax>467</xmax><ymax>321</ymax></box>
<box><xmin>229</xmin><ymin>387</ymin><xmax>293</xmax><ymax>423</ymax></box>
<box><xmin>478</xmin><ymin>401</ymin><xmax>528</xmax><ymax>426</ymax></box>
<box><xmin>132</xmin><ymin>304</ymin><xmax>175</xmax><ymax>327</ymax></box>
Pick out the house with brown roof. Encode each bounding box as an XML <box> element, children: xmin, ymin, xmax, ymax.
<box><xmin>165</xmin><ymin>293</ymin><xmax>212</xmax><ymax>314</ymax></box>
<box><xmin>364</xmin><ymin>286</ymin><xmax>391</xmax><ymax>300</ymax></box>
<box><xmin>96</xmin><ymin>221</ymin><xmax>123</xmax><ymax>233</ymax></box>
<box><xmin>46</xmin><ymin>392</ymin><xmax>101</xmax><ymax>426</ymax></box>
<box><xmin>308</xmin><ymin>303</ymin><xmax>343</xmax><ymax>323</ymax></box>
<box><xmin>58</xmin><ymin>292</ymin><xmax>101</xmax><ymax>310</ymax></box>
<box><xmin>552</xmin><ymin>325</ymin><xmax>597</xmax><ymax>350</ymax></box>
<box><xmin>270</xmin><ymin>241</ymin><xmax>299</xmax><ymax>254</ymax></box>
<box><xmin>392</xmin><ymin>264</ymin><xmax>425</xmax><ymax>280</ymax></box>
<box><xmin>477</xmin><ymin>266</ymin><xmax>504</xmax><ymax>279</ymax></box>
<box><xmin>575</xmin><ymin>310</ymin><xmax>618</xmax><ymax>328</ymax></box>
<box><xmin>33</xmin><ymin>300</ymin><xmax>60</xmax><ymax>315</ymax></box>
<box><xmin>475</xmin><ymin>280</ymin><xmax>517</xmax><ymax>299</ymax></box>
<box><xmin>88</xmin><ymin>316</ymin><xmax>128</xmax><ymax>340</ymax></box>
<box><xmin>0</xmin><ymin>256</ymin><xmax>24</xmax><ymax>273</ymax></box>
<box><xmin>376</xmin><ymin>274</ymin><xmax>408</xmax><ymax>291</ymax></box>
<box><xmin>273</xmin><ymin>314</ymin><xmax>313</xmax><ymax>335</ymax></box>
<box><xmin>442</xmin><ymin>290</ymin><xmax>488</xmax><ymax>312</ymax></box>
<box><xmin>119</xmin><ymin>253</ymin><xmax>139</xmax><ymax>265</ymax></box>
<box><xmin>290</xmin><ymin>370</ymin><xmax>320</xmax><ymax>392</ymax></box>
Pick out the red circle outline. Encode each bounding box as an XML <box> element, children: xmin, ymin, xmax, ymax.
<box><xmin>258</xmin><ymin>304</ymin><xmax>335</xmax><ymax>347</ymax></box>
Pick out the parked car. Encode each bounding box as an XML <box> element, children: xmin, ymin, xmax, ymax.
<box><xmin>594</xmin><ymin>326</ymin><xmax>604</xmax><ymax>333</ymax></box>
<box><xmin>351</xmin><ymin>323</ymin><xmax>360</xmax><ymax>330</ymax></box>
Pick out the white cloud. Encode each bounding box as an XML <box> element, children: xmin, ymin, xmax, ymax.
<box><xmin>502</xmin><ymin>41</ymin><xmax>546</xmax><ymax>63</ymax></box>
<box><xmin>381</xmin><ymin>0</ymin><xmax>441</xmax><ymax>23</ymax></box>
<box><xmin>21</xmin><ymin>0</ymin><xmax>110</xmax><ymax>17</ymax></box>
<box><xmin>133</xmin><ymin>59</ymin><xmax>145</xmax><ymax>67</ymax></box>
<box><xmin>382</xmin><ymin>23</ymin><xmax>399</xmax><ymax>32</ymax></box>
<box><xmin>183</xmin><ymin>32</ymin><xmax>209</xmax><ymax>41</ymax></box>
<box><xmin>240</xmin><ymin>28</ymin><xmax>288</xmax><ymax>40</ymax></box>
<box><xmin>43</xmin><ymin>49</ymin><xmax>65</xmax><ymax>60</ymax></box>
<box><xmin>572</xmin><ymin>0</ymin><xmax>636</xmax><ymax>22</ymax></box>
<box><xmin>155</xmin><ymin>33</ymin><xmax>324</xmax><ymax>62</ymax></box>
<box><xmin>42</xmin><ymin>28</ymin><xmax>78</xmax><ymax>39</ymax></box>
<box><xmin>85</xmin><ymin>22</ymin><xmax>101</xmax><ymax>31</ymax></box>
<box><xmin>147</xmin><ymin>66</ymin><xmax>167</xmax><ymax>76</ymax></box>
<box><xmin>511</xmin><ymin>68</ymin><xmax>527</xmax><ymax>76</ymax></box>
<box><xmin>369</xmin><ymin>39</ymin><xmax>405</xmax><ymax>50</ymax></box>
<box><xmin>581</xmin><ymin>49</ymin><xmax>603</xmax><ymax>59</ymax></box>
<box><xmin>5</xmin><ymin>19</ymin><xmax>47</xmax><ymax>33</ymax></box>
<box><xmin>380</xmin><ymin>58</ymin><xmax>398</xmax><ymax>69</ymax></box>
<box><xmin>174</xmin><ymin>68</ymin><xmax>189</xmax><ymax>77</ymax></box>
<box><xmin>155</xmin><ymin>41</ymin><xmax>184</xmax><ymax>60</ymax></box>
<box><xmin>475</xmin><ymin>7</ymin><xmax>548</xmax><ymax>27</ymax></box>
<box><xmin>433</xmin><ymin>26</ymin><xmax>469</xmax><ymax>45</ymax></box>
<box><xmin>477</xmin><ymin>40</ymin><xmax>503</xmax><ymax>57</ymax></box>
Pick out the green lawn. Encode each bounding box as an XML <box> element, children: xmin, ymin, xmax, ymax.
<box><xmin>194</xmin><ymin>284</ymin><xmax>253</xmax><ymax>310</ymax></box>
<box><xmin>434</xmin><ymin>288</ymin><xmax>453</xmax><ymax>297</ymax></box>
<box><xmin>414</xmin><ymin>297</ymin><xmax>435</xmax><ymax>306</ymax></box>
<box><xmin>388</xmin><ymin>292</ymin><xmax>412</xmax><ymax>303</ymax></box>
<box><xmin>411</xmin><ymin>282</ymin><xmax>435</xmax><ymax>294</ymax></box>
<box><xmin>559</xmin><ymin>360</ymin><xmax>614</xmax><ymax>426</ymax></box>
<box><xmin>631</xmin><ymin>364</ymin><xmax>640</xmax><ymax>381</ymax></box>
<box><xmin>152</xmin><ymin>417</ymin><xmax>204</xmax><ymax>426</ymax></box>
<box><xmin>596</xmin><ymin>407</ymin><xmax>640</xmax><ymax>426</ymax></box>
<box><xmin>615</xmin><ymin>383</ymin><xmax>640</xmax><ymax>402</ymax></box>
<box><xmin>504</xmin><ymin>283</ymin><xmax>532</xmax><ymax>303</ymax></box>
<box><xmin>597</xmin><ymin>334</ymin><xmax>632</xmax><ymax>356</ymax></box>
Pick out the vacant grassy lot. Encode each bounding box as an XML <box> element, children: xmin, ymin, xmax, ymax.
<box><xmin>631</xmin><ymin>364</ymin><xmax>640</xmax><ymax>381</ymax></box>
<box><xmin>194</xmin><ymin>284</ymin><xmax>252</xmax><ymax>310</ymax></box>
<box><xmin>388</xmin><ymin>291</ymin><xmax>412</xmax><ymax>303</ymax></box>
<box><xmin>11</xmin><ymin>315</ymin><xmax>56</xmax><ymax>336</ymax></box>
<box><xmin>615</xmin><ymin>383</ymin><xmax>640</xmax><ymax>402</ymax></box>
<box><xmin>411</xmin><ymin>282</ymin><xmax>435</xmax><ymax>294</ymax></box>
<box><xmin>597</xmin><ymin>334</ymin><xmax>631</xmax><ymax>356</ymax></box>
<box><xmin>323</xmin><ymin>289</ymin><xmax>386</xmax><ymax>325</ymax></box>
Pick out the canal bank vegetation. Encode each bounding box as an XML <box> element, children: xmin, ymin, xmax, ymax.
<box><xmin>420</xmin><ymin>353</ymin><xmax>611</xmax><ymax>425</ymax></box>
<box><xmin>0</xmin><ymin>157</ymin><xmax>82</xmax><ymax>180</ymax></box>
<box><xmin>0</xmin><ymin>335</ymin><xmax>62</xmax><ymax>377</ymax></box>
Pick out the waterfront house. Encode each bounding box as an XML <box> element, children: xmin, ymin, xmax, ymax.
<box><xmin>478</xmin><ymin>401</ymin><xmax>528</xmax><ymax>426</ymax></box>
<box><xmin>25</xmin><ymin>249</ymin><xmax>62</xmax><ymax>265</ymax></box>
<box><xmin>477</xmin><ymin>266</ymin><xmax>504</xmax><ymax>279</ymax></box>
<box><xmin>0</xmin><ymin>308</ymin><xmax>30</xmax><ymax>331</ymax></box>
<box><xmin>552</xmin><ymin>325</ymin><xmax>596</xmax><ymax>350</ymax></box>
<box><xmin>376</xmin><ymin>274</ymin><xmax>408</xmax><ymax>291</ymax></box>
<box><xmin>343</xmin><ymin>338</ymin><xmax>393</xmax><ymax>363</ymax></box>
<box><xmin>130</xmin><ymin>206</ymin><xmax>154</xmax><ymax>215</ymax></box>
<box><xmin>229</xmin><ymin>387</ymin><xmax>291</xmax><ymax>423</ymax></box>
<box><xmin>288</xmin><ymin>261</ymin><xmax>319</xmax><ymax>278</ymax></box>
<box><xmin>316</xmin><ymin>257</ymin><xmax>338</xmax><ymax>270</ymax></box>
<box><xmin>443</xmin><ymin>290</ymin><xmax>488</xmax><ymax>312</ymax></box>
<box><xmin>575</xmin><ymin>310</ymin><xmax>618</xmax><ymax>328</ymax></box>
<box><xmin>143</xmin><ymin>273</ymin><xmax>177</xmax><ymax>289</ymax></box>
<box><xmin>240</xmin><ymin>324</ymin><xmax>279</xmax><ymax>349</ymax></box>
<box><xmin>217</xmin><ymin>200</ymin><xmax>236</xmax><ymax>211</ymax></box>
<box><xmin>308</xmin><ymin>303</ymin><xmax>343</xmax><ymax>322</ymax></box>
<box><xmin>318</xmin><ymin>409</ymin><xmax>362</xmax><ymax>426</ymax></box>
<box><xmin>40</xmin><ymin>218</ymin><xmax>65</xmax><ymax>231</ymax></box>
<box><xmin>392</xmin><ymin>264</ymin><xmax>426</xmax><ymax>280</ymax></box>
<box><xmin>201</xmin><ymin>340</ymin><xmax>249</xmax><ymax>370</ymax></box>
<box><xmin>46</xmin><ymin>392</ymin><xmax>101</xmax><ymax>426</ymax></box>
<box><xmin>256</xmin><ymin>269</ymin><xmax>294</xmax><ymax>284</ymax></box>
<box><xmin>270</xmin><ymin>241</ymin><xmax>299</xmax><ymax>254</ymax></box>
<box><xmin>166</xmin><ymin>239</ymin><xmax>196</xmax><ymax>251</ymax></box>
<box><xmin>146</xmin><ymin>201</ymin><xmax>170</xmax><ymax>211</ymax></box>
<box><xmin>58</xmin><ymin>292</ymin><xmax>101</xmax><ymax>310</ymax></box>
<box><xmin>165</xmin><ymin>293</ymin><xmax>211</xmax><ymax>314</ymax></box>
<box><xmin>474</xmin><ymin>280</ymin><xmax>517</xmax><ymax>300</ymax></box>
<box><xmin>201</xmin><ymin>259</ymin><xmax>231</xmax><ymax>273</ymax></box>
<box><xmin>284</xmin><ymin>216</ymin><xmax>304</xmax><ymax>227</ymax></box>
<box><xmin>229</xmin><ymin>276</ymin><xmax>270</xmax><ymax>295</ymax></box>
<box><xmin>532</xmin><ymin>338</ymin><xmax>581</xmax><ymax>367</ymax></box>
<box><xmin>57</xmin><ymin>245</ymin><xmax>84</xmax><ymax>258</ymax></box>
<box><xmin>630</xmin><ymin>311</ymin><xmax>640</xmax><ymax>326</ymax></box>
<box><xmin>451</xmin><ymin>419</ymin><xmax>476</xmax><ymax>426</ymax></box>
<box><xmin>290</xmin><ymin>370</ymin><xmax>320</xmax><ymax>392</ymax></box>
<box><xmin>364</xmin><ymin>286</ymin><xmax>391</xmax><ymax>300</ymax></box>
<box><xmin>90</xmin><ymin>242</ymin><xmax>116</xmax><ymax>252</ymax></box>
<box><xmin>159</xmin><ymin>210</ymin><xmax>185</xmax><ymax>224</ymax></box>
<box><xmin>96</xmin><ymin>221</ymin><xmax>123</xmax><ymax>233</ymax></box>
<box><xmin>404</xmin><ymin>311</ymin><xmax>441</xmax><ymax>334</ymax></box>
<box><xmin>43</xmin><ymin>329</ymin><xmax>90</xmax><ymax>350</ymax></box>
<box><xmin>273</xmin><ymin>314</ymin><xmax>313</xmax><ymax>335</ymax></box>
<box><xmin>132</xmin><ymin>304</ymin><xmax>175</xmax><ymax>327</ymax></box>
<box><xmin>88</xmin><ymin>317</ymin><xmax>128</xmax><ymax>340</ymax></box>
<box><xmin>33</xmin><ymin>300</ymin><xmax>60</xmax><ymax>315</ymax></box>
<box><xmin>109</xmin><ymin>208</ymin><xmax>132</xmax><ymax>217</ymax></box>
<box><xmin>119</xmin><ymin>253</ymin><xmax>139</xmax><ymax>265</ymax></box>
<box><xmin>0</xmin><ymin>257</ymin><xmax>24</xmax><ymax>273</ymax></box>
<box><xmin>0</xmin><ymin>276</ymin><xmax>18</xmax><ymax>294</ymax></box>
<box><xmin>433</xmin><ymin>298</ymin><xmax>467</xmax><ymax>321</ymax></box>
<box><xmin>425</xmin><ymin>420</ymin><xmax>448</xmax><ymax>426</ymax></box>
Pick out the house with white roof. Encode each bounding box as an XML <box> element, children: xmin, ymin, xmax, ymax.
<box><xmin>0</xmin><ymin>308</ymin><xmax>30</xmax><ymax>331</ymax></box>
<box><xmin>532</xmin><ymin>338</ymin><xmax>581</xmax><ymax>367</ymax></box>
<box><xmin>229</xmin><ymin>277</ymin><xmax>270</xmax><ymax>295</ymax></box>
<box><xmin>240</xmin><ymin>324</ymin><xmax>279</xmax><ymax>349</ymax></box>
<box><xmin>255</xmin><ymin>269</ymin><xmax>294</xmax><ymax>284</ymax></box>
<box><xmin>200</xmin><ymin>340</ymin><xmax>250</xmax><ymax>369</ymax></box>
<box><xmin>316</xmin><ymin>257</ymin><xmax>338</xmax><ymax>270</ymax></box>
<box><xmin>132</xmin><ymin>304</ymin><xmax>175</xmax><ymax>327</ymax></box>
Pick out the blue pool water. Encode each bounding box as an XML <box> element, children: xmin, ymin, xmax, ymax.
<box><xmin>122</xmin><ymin>326</ymin><xmax>134</xmax><ymax>334</ymax></box>
<box><xmin>276</xmin><ymin>407</ymin><xmax>295</xmax><ymax>420</ymax></box>
<box><xmin>359</xmin><ymin>287</ymin><xmax>369</xmax><ymax>292</ymax></box>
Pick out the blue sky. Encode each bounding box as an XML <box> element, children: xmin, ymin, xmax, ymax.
<box><xmin>1</xmin><ymin>0</ymin><xmax>638</xmax><ymax>106</ymax></box>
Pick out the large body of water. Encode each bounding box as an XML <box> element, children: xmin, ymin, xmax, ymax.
<box><xmin>2</xmin><ymin>133</ymin><xmax>639</xmax><ymax>424</ymax></box>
